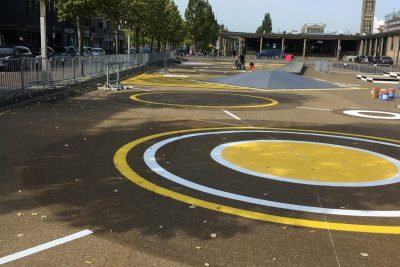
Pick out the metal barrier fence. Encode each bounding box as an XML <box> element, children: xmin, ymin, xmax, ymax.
<box><xmin>0</xmin><ymin>52</ymin><xmax>174</xmax><ymax>95</ymax></box>
<box><xmin>315</xmin><ymin>60</ymin><xmax>400</xmax><ymax>74</ymax></box>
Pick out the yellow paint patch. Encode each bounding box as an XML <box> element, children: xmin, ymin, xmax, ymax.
<box><xmin>122</xmin><ymin>73</ymin><xmax>248</xmax><ymax>89</ymax></box>
<box><xmin>130</xmin><ymin>92</ymin><xmax>278</xmax><ymax>109</ymax></box>
<box><xmin>221</xmin><ymin>141</ymin><xmax>398</xmax><ymax>183</ymax></box>
<box><xmin>113</xmin><ymin>127</ymin><xmax>400</xmax><ymax>234</ymax></box>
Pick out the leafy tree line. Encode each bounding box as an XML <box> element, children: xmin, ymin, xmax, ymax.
<box><xmin>256</xmin><ymin>13</ymin><xmax>272</xmax><ymax>34</ymax></box>
<box><xmin>51</xmin><ymin>0</ymin><xmax>222</xmax><ymax>54</ymax></box>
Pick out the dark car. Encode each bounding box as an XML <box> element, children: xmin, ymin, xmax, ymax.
<box><xmin>379</xmin><ymin>56</ymin><xmax>394</xmax><ymax>65</ymax></box>
<box><xmin>354</xmin><ymin>55</ymin><xmax>372</xmax><ymax>64</ymax></box>
<box><xmin>30</xmin><ymin>47</ymin><xmax>55</xmax><ymax>59</ymax></box>
<box><xmin>0</xmin><ymin>46</ymin><xmax>35</xmax><ymax>71</ymax></box>
<box><xmin>256</xmin><ymin>49</ymin><xmax>283</xmax><ymax>59</ymax></box>
<box><xmin>54</xmin><ymin>46</ymin><xmax>76</xmax><ymax>57</ymax></box>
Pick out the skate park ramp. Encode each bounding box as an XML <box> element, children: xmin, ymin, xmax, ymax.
<box><xmin>210</xmin><ymin>70</ymin><xmax>338</xmax><ymax>90</ymax></box>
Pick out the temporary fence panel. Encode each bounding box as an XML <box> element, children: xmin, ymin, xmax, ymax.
<box><xmin>0</xmin><ymin>52</ymin><xmax>174</xmax><ymax>97</ymax></box>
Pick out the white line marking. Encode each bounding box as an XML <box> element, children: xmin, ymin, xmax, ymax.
<box><xmin>296</xmin><ymin>107</ymin><xmax>333</xmax><ymax>111</ymax></box>
<box><xmin>343</xmin><ymin>110</ymin><xmax>400</xmax><ymax>120</ymax></box>
<box><xmin>143</xmin><ymin>130</ymin><xmax>400</xmax><ymax>217</ymax></box>
<box><xmin>223</xmin><ymin>110</ymin><xmax>241</xmax><ymax>121</ymax></box>
<box><xmin>0</xmin><ymin>229</ymin><xmax>93</xmax><ymax>265</ymax></box>
<box><xmin>211</xmin><ymin>140</ymin><xmax>400</xmax><ymax>187</ymax></box>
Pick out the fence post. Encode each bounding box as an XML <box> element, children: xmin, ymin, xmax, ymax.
<box><xmin>72</xmin><ymin>57</ymin><xmax>76</xmax><ymax>82</ymax></box>
<box><xmin>20</xmin><ymin>59</ymin><xmax>25</xmax><ymax>91</ymax></box>
<box><xmin>106</xmin><ymin>64</ymin><xmax>110</xmax><ymax>88</ymax></box>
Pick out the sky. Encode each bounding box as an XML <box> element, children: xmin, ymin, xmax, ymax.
<box><xmin>173</xmin><ymin>0</ymin><xmax>400</xmax><ymax>33</ymax></box>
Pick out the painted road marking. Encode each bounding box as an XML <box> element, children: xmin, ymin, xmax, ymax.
<box><xmin>296</xmin><ymin>107</ymin><xmax>333</xmax><ymax>111</ymax></box>
<box><xmin>130</xmin><ymin>92</ymin><xmax>279</xmax><ymax>109</ymax></box>
<box><xmin>343</xmin><ymin>110</ymin><xmax>400</xmax><ymax>120</ymax></box>
<box><xmin>114</xmin><ymin>127</ymin><xmax>400</xmax><ymax>234</ymax></box>
<box><xmin>223</xmin><ymin>110</ymin><xmax>242</xmax><ymax>121</ymax></box>
<box><xmin>211</xmin><ymin>140</ymin><xmax>400</xmax><ymax>186</ymax></box>
<box><xmin>143</xmin><ymin>130</ymin><xmax>400</xmax><ymax>216</ymax></box>
<box><xmin>0</xmin><ymin>230</ymin><xmax>93</xmax><ymax>265</ymax></box>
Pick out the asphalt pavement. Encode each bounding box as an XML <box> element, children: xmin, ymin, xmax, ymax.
<box><xmin>1</xmin><ymin>59</ymin><xmax>400</xmax><ymax>266</ymax></box>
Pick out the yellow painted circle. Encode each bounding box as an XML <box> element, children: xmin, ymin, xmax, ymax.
<box><xmin>221</xmin><ymin>141</ymin><xmax>398</xmax><ymax>183</ymax></box>
<box><xmin>130</xmin><ymin>92</ymin><xmax>278</xmax><ymax>109</ymax></box>
<box><xmin>113</xmin><ymin>127</ymin><xmax>400</xmax><ymax>234</ymax></box>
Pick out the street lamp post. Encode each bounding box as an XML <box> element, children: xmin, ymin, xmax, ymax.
<box><xmin>39</xmin><ymin>0</ymin><xmax>48</xmax><ymax>74</ymax></box>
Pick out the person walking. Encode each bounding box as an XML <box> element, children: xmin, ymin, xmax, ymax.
<box><xmin>239</xmin><ymin>53</ymin><xmax>246</xmax><ymax>70</ymax></box>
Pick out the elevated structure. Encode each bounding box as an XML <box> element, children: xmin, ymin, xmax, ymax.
<box><xmin>301</xmin><ymin>23</ymin><xmax>326</xmax><ymax>34</ymax></box>
<box><xmin>360</xmin><ymin>0</ymin><xmax>376</xmax><ymax>34</ymax></box>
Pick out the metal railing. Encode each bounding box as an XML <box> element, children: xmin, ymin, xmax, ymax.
<box><xmin>315</xmin><ymin>60</ymin><xmax>400</xmax><ymax>74</ymax></box>
<box><xmin>0</xmin><ymin>51</ymin><xmax>175</xmax><ymax>96</ymax></box>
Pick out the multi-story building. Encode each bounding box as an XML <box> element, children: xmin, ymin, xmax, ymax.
<box><xmin>301</xmin><ymin>23</ymin><xmax>326</xmax><ymax>34</ymax></box>
<box><xmin>360</xmin><ymin>0</ymin><xmax>376</xmax><ymax>34</ymax></box>
<box><xmin>0</xmin><ymin>0</ymin><xmax>124</xmax><ymax>53</ymax></box>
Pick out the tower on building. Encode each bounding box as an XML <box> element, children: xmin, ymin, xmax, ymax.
<box><xmin>360</xmin><ymin>0</ymin><xmax>376</xmax><ymax>34</ymax></box>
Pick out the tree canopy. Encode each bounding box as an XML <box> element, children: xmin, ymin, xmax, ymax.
<box><xmin>256</xmin><ymin>13</ymin><xmax>273</xmax><ymax>34</ymax></box>
<box><xmin>184</xmin><ymin>0</ymin><xmax>221</xmax><ymax>51</ymax></box>
<box><xmin>52</xmin><ymin>0</ymin><xmax>221</xmax><ymax>53</ymax></box>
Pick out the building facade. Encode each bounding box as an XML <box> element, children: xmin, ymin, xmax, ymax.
<box><xmin>301</xmin><ymin>24</ymin><xmax>326</xmax><ymax>34</ymax></box>
<box><xmin>0</xmin><ymin>0</ymin><xmax>124</xmax><ymax>53</ymax></box>
<box><xmin>360</xmin><ymin>0</ymin><xmax>376</xmax><ymax>34</ymax></box>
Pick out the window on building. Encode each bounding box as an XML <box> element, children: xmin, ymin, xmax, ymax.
<box><xmin>29</xmin><ymin>0</ymin><xmax>39</xmax><ymax>10</ymax></box>
<box><xmin>98</xmin><ymin>20</ymin><xmax>103</xmax><ymax>29</ymax></box>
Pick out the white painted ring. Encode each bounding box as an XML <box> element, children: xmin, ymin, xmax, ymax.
<box><xmin>343</xmin><ymin>110</ymin><xmax>400</xmax><ymax>120</ymax></box>
<box><xmin>210</xmin><ymin>140</ymin><xmax>400</xmax><ymax>187</ymax></box>
<box><xmin>143</xmin><ymin>130</ymin><xmax>400</xmax><ymax>217</ymax></box>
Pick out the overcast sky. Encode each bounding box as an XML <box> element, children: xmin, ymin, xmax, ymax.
<box><xmin>173</xmin><ymin>0</ymin><xmax>400</xmax><ymax>33</ymax></box>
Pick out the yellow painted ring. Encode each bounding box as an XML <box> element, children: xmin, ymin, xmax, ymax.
<box><xmin>130</xmin><ymin>92</ymin><xmax>278</xmax><ymax>109</ymax></box>
<box><xmin>113</xmin><ymin>127</ymin><xmax>400</xmax><ymax>234</ymax></box>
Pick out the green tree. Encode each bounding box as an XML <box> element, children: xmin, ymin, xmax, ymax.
<box><xmin>54</xmin><ymin>0</ymin><xmax>96</xmax><ymax>56</ymax></box>
<box><xmin>95</xmin><ymin>0</ymin><xmax>124</xmax><ymax>54</ymax></box>
<box><xmin>256</xmin><ymin>13</ymin><xmax>273</xmax><ymax>34</ymax></box>
<box><xmin>185</xmin><ymin>0</ymin><xmax>220</xmax><ymax>51</ymax></box>
<box><xmin>165</xmin><ymin>0</ymin><xmax>185</xmax><ymax>49</ymax></box>
<box><xmin>123</xmin><ymin>0</ymin><xmax>148</xmax><ymax>52</ymax></box>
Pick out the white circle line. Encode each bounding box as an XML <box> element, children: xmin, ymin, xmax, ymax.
<box><xmin>210</xmin><ymin>140</ymin><xmax>400</xmax><ymax>187</ymax></box>
<box><xmin>343</xmin><ymin>110</ymin><xmax>400</xmax><ymax>120</ymax></box>
<box><xmin>142</xmin><ymin>130</ymin><xmax>400</xmax><ymax>217</ymax></box>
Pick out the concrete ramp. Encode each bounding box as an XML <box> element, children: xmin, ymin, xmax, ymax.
<box><xmin>283</xmin><ymin>62</ymin><xmax>305</xmax><ymax>74</ymax></box>
<box><xmin>210</xmin><ymin>70</ymin><xmax>338</xmax><ymax>90</ymax></box>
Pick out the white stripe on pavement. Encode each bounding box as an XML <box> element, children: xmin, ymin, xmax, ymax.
<box><xmin>223</xmin><ymin>110</ymin><xmax>242</xmax><ymax>120</ymax></box>
<box><xmin>0</xmin><ymin>229</ymin><xmax>93</xmax><ymax>265</ymax></box>
<box><xmin>296</xmin><ymin>106</ymin><xmax>333</xmax><ymax>111</ymax></box>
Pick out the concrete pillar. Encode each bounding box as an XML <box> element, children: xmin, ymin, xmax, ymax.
<box><xmin>359</xmin><ymin>40</ymin><xmax>364</xmax><ymax>55</ymax></box>
<box><xmin>281</xmin><ymin>38</ymin><xmax>285</xmax><ymax>58</ymax></box>
<box><xmin>379</xmin><ymin>38</ymin><xmax>384</xmax><ymax>56</ymax></box>
<box><xmin>237</xmin><ymin>37</ymin><xmax>244</xmax><ymax>55</ymax></box>
<box><xmin>336</xmin><ymin>39</ymin><xmax>341</xmax><ymax>60</ymax></box>
<box><xmin>374</xmin><ymin>38</ymin><xmax>378</xmax><ymax>57</ymax></box>
<box><xmin>302</xmin><ymin>38</ymin><xmax>307</xmax><ymax>58</ymax></box>
<box><xmin>217</xmin><ymin>36</ymin><xmax>221</xmax><ymax>56</ymax></box>
<box><xmin>260</xmin><ymin>37</ymin><xmax>263</xmax><ymax>53</ymax></box>
<box><xmin>368</xmin><ymin>39</ymin><xmax>372</xmax><ymax>55</ymax></box>
<box><xmin>223</xmin><ymin>37</ymin><xmax>227</xmax><ymax>57</ymax></box>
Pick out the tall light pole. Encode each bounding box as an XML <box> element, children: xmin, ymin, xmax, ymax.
<box><xmin>40</xmin><ymin>0</ymin><xmax>48</xmax><ymax>74</ymax></box>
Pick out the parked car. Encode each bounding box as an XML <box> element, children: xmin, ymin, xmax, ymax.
<box><xmin>30</xmin><ymin>47</ymin><xmax>55</xmax><ymax>59</ymax></box>
<box><xmin>256</xmin><ymin>49</ymin><xmax>283</xmax><ymax>59</ymax></box>
<box><xmin>92</xmin><ymin>48</ymin><xmax>105</xmax><ymax>56</ymax></box>
<box><xmin>0</xmin><ymin>46</ymin><xmax>35</xmax><ymax>71</ymax></box>
<box><xmin>54</xmin><ymin>46</ymin><xmax>76</xmax><ymax>57</ymax></box>
<box><xmin>342</xmin><ymin>52</ymin><xmax>358</xmax><ymax>62</ymax></box>
<box><xmin>377</xmin><ymin>56</ymin><xmax>393</xmax><ymax>65</ymax></box>
<box><xmin>354</xmin><ymin>55</ymin><xmax>373</xmax><ymax>64</ymax></box>
<box><xmin>80</xmin><ymin>47</ymin><xmax>92</xmax><ymax>56</ymax></box>
<box><xmin>140</xmin><ymin>47</ymin><xmax>151</xmax><ymax>53</ymax></box>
